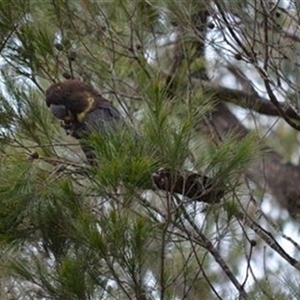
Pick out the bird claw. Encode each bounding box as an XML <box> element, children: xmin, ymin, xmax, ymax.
<box><xmin>60</xmin><ymin>120</ymin><xmax>73</xmax><ymax>135</ymax></box>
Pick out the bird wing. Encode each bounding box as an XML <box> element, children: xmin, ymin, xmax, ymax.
<box><xmin>70</xmin><ymin>105</ymin><xmax>123</xmax><ymax>164</ymax></box>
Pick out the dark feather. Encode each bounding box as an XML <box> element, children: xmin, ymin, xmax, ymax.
<box><xmin>45</xmin><ymin>80</ymin><xmax>224</xmax><ymax>203</ymax></box>
<box><xmin>45</xmin><ymin>79</ymin><xmax>123</xmax><ymax>164</ymax></box>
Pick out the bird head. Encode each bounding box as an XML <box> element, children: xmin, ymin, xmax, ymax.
<box><xmin>45</xmin><ymin>79</ymin><xmax>98</xmax><ymax>124</ymax></box>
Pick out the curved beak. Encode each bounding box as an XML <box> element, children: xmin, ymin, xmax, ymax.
<box><xmin>50</xmin><ymin>104</ymin><xmax>74</xmax><ymax>120</ymax></box>
<box><xmin>50</xmin><ymin>104</ymin><xmax>68</xmax><ymax>120</ymax></box>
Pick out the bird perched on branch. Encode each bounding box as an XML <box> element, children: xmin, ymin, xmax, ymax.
<box><xmin>45</xmin><ymin>79</ymin><xmax>224</xmax><ymax>203</ymax></box>
<box><xmin>45</xmin><ymin>79</ymin><xmax>122</xmax><ymax>163</ymax></box>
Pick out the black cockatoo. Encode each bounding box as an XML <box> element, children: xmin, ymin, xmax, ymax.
<box><xmin>45</xmin><ymin>79</ymin><xmax>122</xmax><ymax>163</ymax></box>
<box><xmin>45</xmin><ymin>79</ymin><xmax>224</xmax><ymax>203</ymax></box>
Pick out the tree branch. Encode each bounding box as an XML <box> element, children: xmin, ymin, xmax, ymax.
<box><xmin>202</xmin><ymin>102</ymin><xmax>300</xmax><ymax>219</ymax></box>
<box><xmin>152</xmin><ymin>168</ymin><xmax>224</xmax><ymax>204</ymax></box>
<box><xmin>190</xmin><ymin>77</ymin><xmax>300</xmax><ymax>120</ymax></box>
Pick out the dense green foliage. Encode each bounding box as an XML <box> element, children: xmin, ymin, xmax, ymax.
<box><xmin>0</xmin><ymin>1</ymin><xmax>299</xmax><ymax>299</ymax></box>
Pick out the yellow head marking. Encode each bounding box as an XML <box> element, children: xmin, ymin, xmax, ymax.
<box><xmin>76</xmin><ymin>95</ymin><xmax>95</xmax><ymax>122</ymax></box>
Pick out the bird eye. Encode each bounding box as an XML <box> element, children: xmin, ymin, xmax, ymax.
<box><xmin>275</xmin><ymin>12</ymin><xmax>281</xmax><ymax>18</ymax></box>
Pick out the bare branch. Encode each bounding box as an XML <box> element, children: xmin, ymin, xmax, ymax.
<box><xmin>190</xmin><ymin>77</ymin><xmax>300</xmax><ymax>120</ymax></box>
<box><xmin>201</xmin><ymin>102</ymin><xmax>300</xmax><ymax>219</ymax></box>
